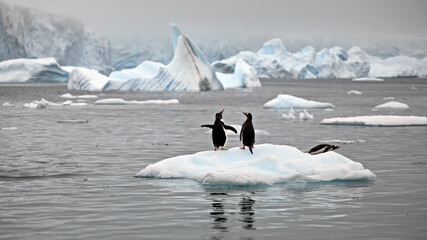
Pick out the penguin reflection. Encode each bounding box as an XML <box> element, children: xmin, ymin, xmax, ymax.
<box><xmin>210</xmin><ymin>194</ymin><xmax>256</xmax><ymax>231</ymax></box>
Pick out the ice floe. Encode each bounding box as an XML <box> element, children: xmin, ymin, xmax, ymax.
<box><xmin>321</xmin><ymin>115</ymin><xmax>427</xmax><ymax>126</ymax></box>
<box><xmin>2</xmin><ymin>102</ymin><xmax>14</xmax><ymax>107</ymax></box>
<box><xmin>136</xmin><ymin>144</ymin><xmax>376</xmax><ymax>185</ymax></box>
<box><xmin>57</xmin><ymin>120</ymin><xmax>89</xmax><ymax>124</ymax></box>
<box><xmin>347</xmin><ymin>90</ymin><xmax>362</xmax><ymax>95</ymax></box>
<box><xmin>319</xmin><ymin>139</ymin><xmax>366</xmax><ymax>144</ymax></box>
<box><xmin>281</xmin><ymin>108</ymin><xmax>297</xmax><ymax>120</ymax></box>
<box><xmin>1</xmin><ymin>127</ymin><xmax>18</xmax><ymax>130</ymax></box>
<box><xmin>299</xmin><ymin>109</ymin><xmax>314</xmax><ymax>120</ymax></box>
<box><xmin>60</xmin><ymin>93</ymin><xmax>98</xmax><ymax>99</ymax></box>
<box><xmin>264</xmin><ymin>94</ymin><xmax>335</xmax><ymax>109</ymax></box>
<box><xmin>374</xmin><ymin>101</ymin><xmax>409</xmax><ymax>109</ymax></box>
<box><xmin>94</xmin><ymin>98</ymin><xmax>179</xmax><ymax>105</ymax></box>
<box><xmin>23</xmin><ymin>98</ymin><xmax>88</xmax><ymax>108</ymax></box>
<box><xmin>352</xmin><ymin>77</ymin><xmax>384</xmax><ymax>81</ymax></box>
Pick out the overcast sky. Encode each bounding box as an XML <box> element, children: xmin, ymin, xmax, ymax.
<box><xmin>3</xmin><ymin>0</ymin><xmax>427</xmax><ymax>45</ymax></box>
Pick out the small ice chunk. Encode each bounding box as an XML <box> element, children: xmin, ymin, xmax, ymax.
<box><xmin>352</xmin><ymin>77</ymin><xmax>384</xmax><ymax>81</ymax></box>
<box><xmin>60</xmin><ymin>93</ymin><xmax>98</xmax><ymax>99</ymax></box>
<box><xmin>1</xmin><ymin>127</ymin><xmax>18</xmax><ymax>130</ymax></box>
<box><xmin>299</xmin><ymin>109</ymin><xmax>314</xmax><ymax>120</ymax></box>
<box><xmin>2</xmin><ymin>102</ymin><xmax>14</xmax><ymax>107</ymax></box>
<box><xmin>281</xmin><ymin>108</ymin><xmax>296</xmax><ymax>120</ymax></box>
<box><xmin>374</xmin><ymin>101</ymin><xmax>409</xmax><ymax>109</ymax></box>
<box><xmin>347</xmin><ymin>90</ymin><xmax>362</xmax><ymax>95</ymax></box>
<box><xmin>383</xmin><ymin>97</ymin><xmax>395</xmax><ymax>100</ymax></box>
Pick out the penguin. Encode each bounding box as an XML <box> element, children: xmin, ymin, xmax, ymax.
<box><xmin>240</xmin><ymin>112</ymin><xmax>255</xmax><ymax>154</ymax></box>
<box><xmin>201</xmin><ymin>109</ymin><xmax>237</xmax><ymax>151</ymax></box>
<box><xmin>308</xmin><ymin>144</ymin><xmax>340</xmax><ymax>155</ymax></box>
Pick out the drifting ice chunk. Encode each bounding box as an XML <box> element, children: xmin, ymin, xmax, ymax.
<box><xmin>353</xmin><ymin>77</ymin><xmax>384</xmax><ymax>81</ymax></box>
<box><xmin>0</xmin><ymin>58</ymin><xmax>69</xmax><ymax>83</ymax></box>
<box><xmin>264</xmin><ymin>94</ymin><xmax>335</xmax><ymax>109</ymax></box>
<box><xmin>57</xmin><ymin>120</ymin><xmax>89</xmax><ymax>123</ymax></box>
<box><xmin>347</xmin><ymin>90</ymin><xmax>362</xmax><ymax>95</ymax></box>
<box><xmin>136</xmin><ymin>144</ymin><xmax>376</xmax><ymax>185</ymax></box>
<box><xmin>374</xmin><ymin>101</ymin><xmax>409</xmax><ymax>109</ymax></box>
<box><xmin>60</xmin><ymin>93</ymin><xmax>98</xmax><ymax>99</ymax></box>
<box><xmin>299</xmin><ymin>109</ymin><xmax>314</xmax><ymax>120</ymax></box>
<box><xmin>320</xmin><ymin>115</ymin><xmax>427</xmax><ymax>126</ymax></box>
<box><xmin>281</xmin><ymin>108</ymin><xmax>297</xmax><ymax>120</ymax></box>
<box><xmin>2</xmin><ymin>102</ymin><xmax>14</xmax><ymax>107</ymax></box>
<box><xmin>216</xmin><ymin>59</ymin><xmax>261</xmax><ymax>88</ymax></box>
<box><xmin>94</xmin><ymin>98</ymin><xmax>179</xmax><ymax>105</ymax></box>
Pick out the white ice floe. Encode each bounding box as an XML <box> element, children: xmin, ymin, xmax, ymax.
<box><xmin>374</xmin><ymin>101</ymin><xmax>409</xmax><ymax>109</ymax></box>
<box><xmin>264</xmin><ymin>94</ymin><xmax>335</xmax><ymax>109</ymax></box>
<box><xmin>321</xmin><ymin>115</ymin><xmax>427</xmax><ymax>126</ymax></box>
<box><xmin>136</xmin><ymin>144</ymin><xmax>376</xmax><ymax>185</ymax></box>
<box><xmin>281</xmin><ymin>108</ymin><xmax>297</xmax><ymax>120</ymax></box>
<box><xmin>60</xmin><ymin>93</ymin><xmax>98</xmax><ymax>99</ymax></box>
<box><xmin>94</xmin><ymin>98</ymin><xmax>179</xmax><ymax>105</ymax></box>
<box><xmin>383</xmin><ymin>97</ymin><xmax>395</xmax><ymax>100</ymax></box>
<box><xmin>352</xmin><ymin>77</ymin><xmax>384</xmax><ymax>81</ymax></box>
<box><xmin>23</xmin><ymin>98</ymin><xmax>88</xmax><ymax>108</ymax></box>
<box><xmin>2</xmin><ymin>102</ymin><xmax>14</xmax><ymax>107</ymax></box>
<box><xmin>347</xmin><ymin>90</ymin><xmax>362</xmax><ymax>95</ymax></box>
<box><xmin>299</xmin><ymin>109</ymin><xmax>314</xmax><ymax>120</ymax></box>
<box><xmin>1</xmin><ymin>127</ymin><xmax>18</xmax><ymax>130</ymax></box>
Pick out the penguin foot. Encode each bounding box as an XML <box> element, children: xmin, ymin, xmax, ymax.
<box><xmin>214</xmin><ymin>148</ymin><xmax>217</xmax><ymax>151</ymax></box>
<box><xmin>221</xmin><ymin>148</ymin><xmax>228</xmax><ymax>150</ymax></box>
<box><xmin>240</xmin><ymin>146</ymin><xmax>245</xmax><ymax>149</ymax></box>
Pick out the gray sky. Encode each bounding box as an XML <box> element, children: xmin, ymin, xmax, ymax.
<box><xmin>3</xmin><ymin>0</ymin><xmax>427</xmax><ymax>45</ymax></box>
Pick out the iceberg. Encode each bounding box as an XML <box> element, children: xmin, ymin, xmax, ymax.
<box><xmin>347</xmin><ymin>90</ymin><xmax>362</xmax><ymax>95</ymax></box>
<box><xmin>352</xmin><ymin>77</ymin><xmax>384</xmax><ymax>81</ymax></box>
<box><xmin>94</xmin><ymin>98</ymin><xmax>179</xmax><ymax>105</ymax></box>
<box><xmin>0</xmin><ymin>58</ymin><xmax>69</xmax><ymax>82</ymax></box>
<box><xmin>374</xmin><ymin>101</ymin><xmax>409</xmax><ymax>109</ymax></box>
<box><xmin>367</xmin><ymin>55</ymin><xmax>420</xmax><ymax>78</ymax></box>
<box><xmin>299</xmin><ymin>109</ymin><xmax>314</xmax><ymax>120</ymax></box>
<box><xmin>136</xmin><ymin>144</ymin><xmax>376</xmax><ymax>185</ymax></box>
<box><xmin>216</xmin><ymin>59</ymin><xmax>261</xmax><ymax>88</ymax></box>
<box><xmin>69</xmin><ymin>24</ymin><xmax>224</xmax><ymax>92</ymax></box>
<box><xmin>264</xmin><ymin>94</ymin><xmax>335</xmax><ymax>109</ymax></box>
<box><xmin>320</xmin><ymin>115</ymin><xmax>427</xmax><ymax>126</ymax></box>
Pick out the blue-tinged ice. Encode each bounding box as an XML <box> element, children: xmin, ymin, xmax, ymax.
<box><xmin>69</xmin><ymin>24</ymin><xmax>224</xmax><ymax>91</ymax></box>
<box><xmin>216</xmin><ymin>59</ymin><xmax>261</xmax><ymax>88</ymax></box>
<box><xmin>263</xmin><ymin>94</ymin><xmax>335</xmax><ymax>109</ymax></box>
<box><xmin>320</xmin><ymin>115</ymin><xmax>427</xmax><ymax>126</ymax></box>
<box><xmin>136</xmin><ymin>144</ymin><xmax>376</xmax><ymax>185</ymax></box>
<box><xmin>0</xmin><ymin>58</ymin><xmax>69</xmax><ymax>82</ymax></box>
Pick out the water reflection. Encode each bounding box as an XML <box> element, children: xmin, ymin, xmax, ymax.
<box><xmin>208</xmin><ymin>192</ymin><xmax>256</xmax><ymax>232</ymax></box>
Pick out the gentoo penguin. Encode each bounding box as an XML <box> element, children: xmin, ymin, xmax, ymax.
<box><xmin>308</xmin><ymin>144</ymin><xmax>340</xmax><ymax>155</ymax></box>
<box><xmin>240</xmin><ymin>112</ymin><xmax>255</xmax><ymax>154</ymax></box>
<box><xmin>201</xmin><ymin>109</ymin><xmax>237</xmax><ymax>150</ymax></box>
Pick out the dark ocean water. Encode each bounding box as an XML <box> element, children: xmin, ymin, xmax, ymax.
<box><xmin>1</xmin><ymin>78</ymin><xmax>426</xmax><ymax>239</ymax></box>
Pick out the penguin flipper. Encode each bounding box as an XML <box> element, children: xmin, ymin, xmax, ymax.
<box><xmin>201</xmin><ymin>124</ymin><xmax>214</xmax><ymax>129</ymax></box>
<box><xmin>224</xmin><ymin>125</ymin><xmax>237</xmax><ymax>134</ymax></box>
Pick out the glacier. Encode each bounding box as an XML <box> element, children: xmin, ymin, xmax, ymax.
<box><xmin>0</xmin><ymin>1</ymin><xmax>110</xmax><ymax>74</ymax></box>
<box><xmin>135</xmin><ymin>144</ymin><xmax>376</xmax><ymax>185</ymax></box>
<box><xmin>0</xmin><ymin>57</ymin><xmax>69</xmax><ymax>82</ymax></box>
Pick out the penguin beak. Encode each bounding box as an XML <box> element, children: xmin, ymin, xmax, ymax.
<box><xmin>220</xmin><ymin>109</ymin><xmax>224</xmax><ymax>113</ymax></box>
<box><xmin>243</xmin><ymin>112</ymin><xmax>247</xmax><ymax>115</ymax></box>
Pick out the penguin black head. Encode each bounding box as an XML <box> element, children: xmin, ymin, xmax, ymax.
<box><xmin>215</xmin><ymin>109</ymin><xmax>224</xmax><ymax>120</ymax></box>
<box><xmin>243</xmin><ymin>112</ymin><xmax>252</xmax><ymax>120</ymax></box>
<box><xmin>329</xmin><ymin>145</ymin><xmax>340</xmax><ymax>151</ymax></box>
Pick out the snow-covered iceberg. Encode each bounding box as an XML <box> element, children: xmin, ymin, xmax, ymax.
<box><xmin>136</xmin><ymin>144</ymin><xmax>376</xmax><ymax>185</ymax></box>
<box><xmin>0</xmin><ymin>58</ymin><xmax>69</xmax><ymax>82</ymax></box>
<box><xmin>94</xmin><ymin>98</ymin><xmax>179</xmax><ymax>105</ymax></box>
<box><xmin>264</xmin><ymin>94</ymin><xmax>335</xmax><ymax>109</ymax></box>
<box><xmin>374</xmin><ymin>101</ymin><xmax>409</xmax><ymax>109</ymax></box>
<box><xmin>320</xmin><ymin>115</ymin><xmax>427</xmax><ymax>126</ymax></box>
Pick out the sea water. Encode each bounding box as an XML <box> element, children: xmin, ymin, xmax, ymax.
<box><xmin>1</xmin><ymin>79</ymin><xmax>426</xmax><ymax>239</ymax></box>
